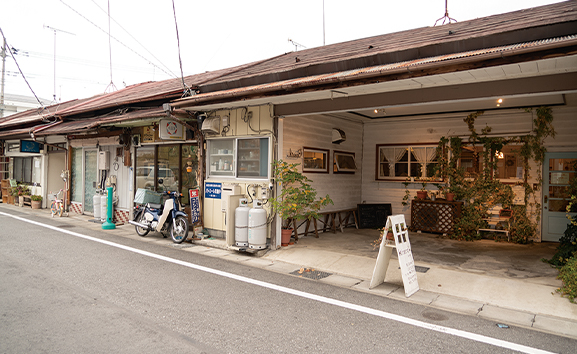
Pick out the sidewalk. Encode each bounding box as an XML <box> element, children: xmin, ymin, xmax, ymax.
<box><xmin>2</xmin><ymin>203</ymin><xmax>576</xmax><ymax>339</ymax></box>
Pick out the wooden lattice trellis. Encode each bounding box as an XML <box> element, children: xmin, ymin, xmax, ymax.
<box><xmin>410</xmin><ymin>199</ymin><xmax>463</xmax><ymax>234</ymax></box>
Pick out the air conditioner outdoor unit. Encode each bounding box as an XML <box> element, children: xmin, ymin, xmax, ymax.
<box><xmin>201</xmin><ymin>117</ymin><xmax>220</xmax><ymax>134</ymax></box>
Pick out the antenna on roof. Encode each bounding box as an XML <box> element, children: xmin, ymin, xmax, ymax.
<box><xmin>104</xmin><ymin>0</ymin><xmax>117</xmax><ymax>94</ymax></box>
<box><xmin>434</xmin><ymin>0</ymin><xmax>457</xmax><ymax>26</ymax></box>
<box><xmin>43</xmin><ymin>25</ymin><xmax>75</xmax><ymax>102</ymax></box>
<box><xmin>288</xmin><ymin>39</ymin><xmax>306</xmax><ymax>51</ymax></box>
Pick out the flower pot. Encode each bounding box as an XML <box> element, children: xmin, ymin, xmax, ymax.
<box><xmin>445</xmin><ymin>192</ymin><xmax>455</xmax><ymax>202</ymax></box>
<box><xmin>386</xmin><ymin>231</ymin><xmax>394</xmax><ymax>241</ymax></box>
<box><xmin>416</xmin><ymin>191</ymin><xmax>428</xmax><ymax>200</ymax></box>
<box><xmin>31</xmin><ymin>200</ymin><xmax>41</xmax><ymax>209</ymax></box>
<box><xmin>281</xmin><ymin>228</ymin><xmax>293</xmax><ymax>246</ymax></box>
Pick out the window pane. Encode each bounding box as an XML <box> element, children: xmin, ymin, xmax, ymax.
<box><xmin>238</xmin><ymin>138</ymin><xmax>269</xmax><ymax>178</ymax></box>
<box><xmin>181</xmin><ymin>144</ymin><xmax>199</xmax><ymax>205</ymax></box>
<box><xmin>14</xmin><ymin>157</ymin><xmax>23</xmax><ymax>181</ymax></box>
<box><xmin>157</xmin><ymin>145</ymin><xmax>180</xmax><ymax>192</ymax></box>
<box><xmin>23</xmin><ymin>157</ymin><xmax>32</xmax><ymax>183</ymax></box>
<box><xmin>71</xmin><ymin>148</ymin><xmax>83</xmax><ymax>202</ymax></box>
<box><xmin>135</xmin><ymin>146</ymin><xmax>155</xmax><ymax>191</ymax></box>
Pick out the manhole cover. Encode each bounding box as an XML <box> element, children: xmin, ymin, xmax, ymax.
<box><xmin>290</xmin><ymin>268</ymin><xmax>332</xmax><ymax>280</ymax></box>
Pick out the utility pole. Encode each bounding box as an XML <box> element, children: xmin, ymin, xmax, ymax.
<box><xmin>43</xmin><ymin>25</ymin><xmax>75</xmax><ymax>102</ymax></box>
<box><xmin>1</xmin><ymin>36</ymin><xmax>6</xmax><ymax>118</ymax></box>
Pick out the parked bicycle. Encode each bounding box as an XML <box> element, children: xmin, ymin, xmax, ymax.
<box><xmin>49</xmin><ymin>189</ymin><xmax>64</xmax><ymax>217</ymax></box>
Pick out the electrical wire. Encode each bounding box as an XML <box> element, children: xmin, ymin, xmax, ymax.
<box><xmin>59</xmin><ymin>0</ymin><xmax>176</xmax><ymax>79</ymax></box>
<box><xmin>88</xmin><ymin>0</ymin><xmax>177</xmax><ymax>79</ymax></box>
<box><xmin>104</xmin><ymin>0</ymin><xmax>117</xmax><ymax>94</ymax></box>
<box><xmin>0</xmin><ymin>27</ymin><xmax>45</xmax><ymax>108</ymax></box>
<box><xmin>171</xmin><ymin>0</ymin><xmax>192</xmax><ymax>97</ymax></box>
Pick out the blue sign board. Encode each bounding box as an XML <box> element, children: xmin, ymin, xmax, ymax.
<box><xmin>188</xmin><ymin>189</ymin><xmax>200</xmax><ymax>224</ymax></box>
<box><xmin>20</xmin><ymin>140</ymin><xmax>42</xmax><ymax>153</ymax></box>
<box><xmin>205</xmin><ymin>182</ymin><xmax>222</xmax><ymax>199</ymax></box>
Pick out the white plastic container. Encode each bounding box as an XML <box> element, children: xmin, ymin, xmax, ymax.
<box><xmin>93</xmin><ymin>191</ymin><xmax>101</xmax><ymax>220</ymax></box>
<box><xmin>248</xmin><ymin>200</ymin><xmax>267</xmax><ymax>249</ymax></box>
<box><xmin>101</xmin><ymin>194</ymin><xmax>107</xmax><ymax>222</ymax></box>
<box><xmin>235</xmin><ymin>198</ymin><xmax>249</xmax><ymax>246</ymax></box>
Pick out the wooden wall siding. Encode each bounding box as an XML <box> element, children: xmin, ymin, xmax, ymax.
<box><xmin>282</xmin><ymin>114</ymin><xmax>363</xmax><ymax>212</ymax></box>
<box><xmin>544</xmin><ymin>93</ymin><xmax>577</xmax><ymax>152</ymax></box>
<box><xmin>360</xmin><ymin>102</ymin><xmax>577</xmax><ymax>227</ymax></box>
<box><xmin>216</xmin><ymin>106</ymin><xmax>273</xmax><ymax>137</ymax></box>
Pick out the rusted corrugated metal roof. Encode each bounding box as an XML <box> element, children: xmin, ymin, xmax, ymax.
<box><xmin>198</xmin><ymin>1</ymin><xmax>577</xmax><ymax>89</ymax></box>
<box><xmin>172</xmin><ymin>34</ymin><xmax>577</xmax><ymax>108</ymax></box>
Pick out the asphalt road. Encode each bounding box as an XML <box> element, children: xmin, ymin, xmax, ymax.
<box><xmin>1</xmin><ymin>207</ymin><xmax>575</xmax><ymax>354</ymax></box>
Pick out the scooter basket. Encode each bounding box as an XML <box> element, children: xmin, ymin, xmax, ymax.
<box><xmin>134</xmin><ymin>188</ymin><xmax>162</xmax><ymax>204</ymax></box>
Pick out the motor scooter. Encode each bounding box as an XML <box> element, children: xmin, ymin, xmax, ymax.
<box><xmin>129</xmin><ymin>190</ymin><xmax>189</xmax><ymax>243</ymax></box>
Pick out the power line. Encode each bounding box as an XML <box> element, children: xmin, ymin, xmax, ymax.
<box><xmin>0</xmin><ymin>27</ymin><xmax>45</xmax><ymax>111</ymax></box>
<box><xmin>59</xmin><ymin>0</ymin><xmax>177</xmax><ymax>79</ymax></box>
<box><xmin>88</xmin><ymin>0</ymin><xmax>177</xmax><ymax>79</ymax></box>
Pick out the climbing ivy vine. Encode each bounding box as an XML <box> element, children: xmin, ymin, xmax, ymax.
<box><xmin>430</xmin><ymin>107</ymin><xmax>556</xmax><ymax>243</ymax></box>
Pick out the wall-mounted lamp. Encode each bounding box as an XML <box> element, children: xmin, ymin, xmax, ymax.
<box><xmin>496</xmin><ymin>98</ymin><xmax>503</xmax><ymax>107</ymax></box>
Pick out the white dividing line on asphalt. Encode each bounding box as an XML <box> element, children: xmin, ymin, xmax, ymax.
<box><xmin>1</xmin><ymin>211</ymin><xmax>554</xmax><ymax>354</ymax></box>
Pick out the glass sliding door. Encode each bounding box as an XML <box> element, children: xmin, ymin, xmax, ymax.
<box><xmin>83</xmin><ymin>150</ymin><xmax>98</xmax><ymax>214</ymax></box>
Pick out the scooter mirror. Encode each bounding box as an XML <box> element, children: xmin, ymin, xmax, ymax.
<box><xmin>158</xmin><ymin>178</ymin><xmax>164</xmax><ymax>185</ymax></box>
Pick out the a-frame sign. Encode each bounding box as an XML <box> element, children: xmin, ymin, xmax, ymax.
<box><xmin>370</xmin><ymin>214</ymin><xmax>419</xmax><ymax>297</ymax></box>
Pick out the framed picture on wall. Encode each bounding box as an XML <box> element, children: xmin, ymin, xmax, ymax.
<box><xmin>303</xmin><ymin>147</ymin><xmax>329</xmax><ymax>173</ymax></box>
<box><xmin>333</xmin><ymin>150</ymin><xmax>356</xmax><ymax>173</ymax></box>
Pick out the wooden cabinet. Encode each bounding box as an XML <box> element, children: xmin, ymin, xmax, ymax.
<box><xmin>410</xmin><ymin>199</ymin><xmax>463</xmax><ymax>234</ymax></box>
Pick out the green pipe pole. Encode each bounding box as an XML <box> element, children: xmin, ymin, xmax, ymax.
<box><xmin>102</xmin><ymin>186</ymin><xmax>116</xmax><ymax>230</ymax></box>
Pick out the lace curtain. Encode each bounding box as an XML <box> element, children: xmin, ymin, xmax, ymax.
<box><xmin>380</xmin><ymin>147</ymin><xmax>407</xmax><ymax>177</ymax></box>
<box><xmin>412</xmin><ymin>147</ymin><xmax>437</xmax><ymax>177</ymax></box>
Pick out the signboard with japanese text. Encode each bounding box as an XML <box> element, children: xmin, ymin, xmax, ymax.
<box><xmin>189</xmin><ymin>188</ymin><xmax>200</xmax><ymax>224</ymax></box>
<box><xmin>205</xmin><ymin>182</ymin><xmax>222</xmax><ymax>199</ymax></box>
<box><xmin>20</xmin><ymin>140</ymin><xmax>42</xmax><ymax>153</ymax></box>
<box><xmin>370</xmin><ymin>214</ymin><xmax>419</xmax><ymax>297</ymax></box>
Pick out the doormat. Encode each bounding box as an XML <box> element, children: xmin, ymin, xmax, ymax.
<box><xmin>290</xmin><ymin>268</ymin><xmax>332</xmax><ymax>280</ymax></box>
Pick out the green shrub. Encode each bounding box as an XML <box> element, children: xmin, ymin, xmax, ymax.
<box><xmin>556</xmin><ymin>251</ymin><xmax>577</xmax><ymax>303</ymax></box>
<box><xmin>545</xmin><ymin>223</ymin><xmax>577</xmax><ymax>267</ymax></box>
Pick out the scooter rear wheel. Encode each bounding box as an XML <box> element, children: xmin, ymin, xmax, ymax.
<box><xmin>134</xmin><ymin>211</ymin><xmax>150</xmax><ymax>237</ymax></box>
<box><xmin>170</xmin><ymin>216</ymin><xmax>189</xmax><ymax>243</ymax></box>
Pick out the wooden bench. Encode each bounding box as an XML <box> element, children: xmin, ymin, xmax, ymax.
<box><xmin>288</xmin><ymin>208</ymin><xmax>359</xmax><ymax>242</ymax></box>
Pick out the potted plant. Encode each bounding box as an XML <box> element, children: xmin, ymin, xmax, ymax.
<box><xmin>31</xmin><ymin>195</ymin><xmax>42</xmax><ymax>209</ymax></box>
<box><xmin>416</xmin><ymin>179</ymin><xmax>428</xmax><ymax>200</ymax></box>
<box><xmin>16</xmin><ymin>184</ymin><xmax>31</xmax><ymax>207</ymax></box>
<box><xmin>9</xmin><ymin>186</ymin><xmax>18</xmax><ymax>205</ymax></box>
<box><xmin>270</xmin><ymin>160</ymin><xmax>333</xmax><ymax>246</ymax></box>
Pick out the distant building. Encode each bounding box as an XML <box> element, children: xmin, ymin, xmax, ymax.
<box><xmin>0</xmin><ymin>93</ymin><xmax>51</xmax><ymax>118</ymax></box>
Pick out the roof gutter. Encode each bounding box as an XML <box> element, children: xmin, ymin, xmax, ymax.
<box><xmin>170</xmin><ymin>35</ymin><xmax>577</xmax><ymax>110</ymax></box>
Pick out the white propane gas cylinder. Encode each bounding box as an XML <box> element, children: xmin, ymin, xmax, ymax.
<box><xmin>248</xmin><ymin>200</ymin><xmax>267</xmax><ymax>249</ymax></box>
<box><xmin>101</xmin><ymin>193</ymin><xmax>107</xmax><ymax>222</ymax></box>
<box><xmin>235</xmin><ymin>198</ymin><xmax>249</xmax><ymax>246</ymax></box>
<box><xmin>93</xmin><ymin>191</ymin><xmax>101</xmax><ymax>220</ymax></box>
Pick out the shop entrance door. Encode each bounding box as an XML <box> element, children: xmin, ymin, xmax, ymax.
<box><xmin>83</xmin><ymin>149</ymin><xmax>98</xmax><ymax>214</ymax></box>
<box><xmin>542</xmin><ymin>152</ymin><xmax>577</xmax><ymax>242</ymax></box>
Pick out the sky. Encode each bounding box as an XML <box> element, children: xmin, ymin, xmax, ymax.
<box><xmin>0</xmin><ymin>0</ymin><xmax>564</xmax><ymax>104</ymax></box>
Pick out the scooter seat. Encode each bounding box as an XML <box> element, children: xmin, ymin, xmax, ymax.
<box><xmin>148</xmin><ymin>203</ymin><xmax>162</xmax><ymax>210</ymax></box>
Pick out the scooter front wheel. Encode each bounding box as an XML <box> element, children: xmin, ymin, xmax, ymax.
<box><xmin>134</xmin><ymin>211</ymin><xmax>150</xmax><ymax>237</ymax></box>
<box><xmin>170</xmin><ymin>216</ymin><xmax>189</xmax><ymax>244</ymax></box>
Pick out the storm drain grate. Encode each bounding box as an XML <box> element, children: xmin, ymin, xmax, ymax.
<box><xmin>399</xmin><ymin>266</ymin><xmax>430</xmax><ymax>273</ymax></box>
<box><xmin>290</xmin><ymin>268</ymin><xmax>332</xmax><ymax>280</ymax></box>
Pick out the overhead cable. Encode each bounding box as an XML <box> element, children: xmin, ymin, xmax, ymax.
<box><xmin>88</xmin><ymin>0</ymin><xmax>177</xmax><ymax>79</ymax></box>
<box><xmin>59</xmin><ymin>0</ymin><xmax>176</xmax><ymax>79</ymax></box>
<box><xmin>0</xmin><ymin>27</ymin><xmax>45</xmax><ymax>109</ymax></box>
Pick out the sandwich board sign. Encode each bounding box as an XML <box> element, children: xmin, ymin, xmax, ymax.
<box><xmin>370</xmin><ymin>214</ymin><xmax>419</xmax><ymax>297</ymax></box>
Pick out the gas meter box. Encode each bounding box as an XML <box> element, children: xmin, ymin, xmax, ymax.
<box><xmin>99</xmin><ymin>151</ymin><xmax>110</xmax><ymax>170</ymax></box>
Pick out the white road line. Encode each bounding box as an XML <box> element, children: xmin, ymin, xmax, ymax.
<box><xmin>1</xmin><ymin>211</ymin><xmax>555</xmax><ymax>354</ymax></box>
